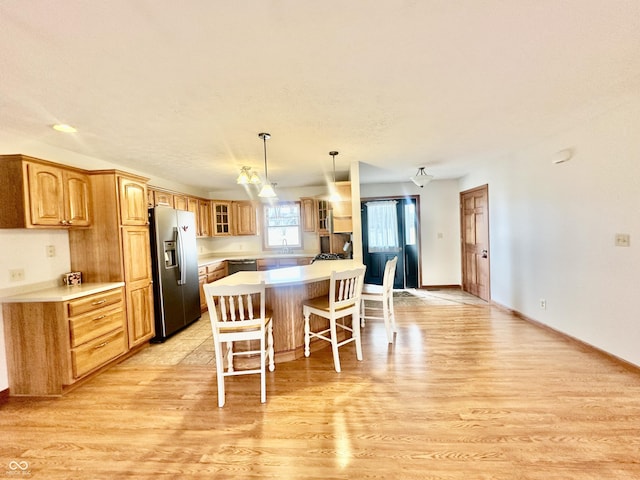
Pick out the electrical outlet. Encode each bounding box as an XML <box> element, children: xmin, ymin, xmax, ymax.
<box><xmin>9</xmin><ymin>268</ymin><xmax>25</xmax><ymax>282</ymax></box>
<box><xmin>46</xmin><ymin>245</ymin><xmax>56</xmax><ymax>257</ymax></box>
<box><xmin>539</xmin><ymin>299</ymin><xmax>547</xmax><ymax>310</ymax></box>
<box><xmin>615</xmin><ymin>233</ymin><xmax>630</xmax><ymax>247</ymax></box>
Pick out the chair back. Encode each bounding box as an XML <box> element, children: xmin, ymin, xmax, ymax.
<box><xmin>329</xmin><ymin>266</ymin><xmax>366</xmax><ymax>312</ymax></box>
<box><xmin>203</xmin><ymin>281</ymin><xmax>267</xmax><ymax>341</ymax></box>
<box><xmin>382</xmin><ymin>256</ymin><xmax>398</xmax><ymax>294</ymax></box>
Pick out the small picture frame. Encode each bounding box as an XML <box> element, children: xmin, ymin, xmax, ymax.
<box><xmin>63</xmin><ymin>271</ymin><xmax>82</xmax><ymax>286</ymax></box>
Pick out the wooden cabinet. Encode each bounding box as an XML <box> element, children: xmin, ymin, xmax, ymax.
<box><xmin>70</xmin><ymin>171</ymin><xmax>155</xmax><ymax>351</ymax></box>
<box><xmin>0</xmin><ymin>154</ymin><xmax>91</xmax><ymax>228</ymax></box>
<box><xmin>301</xmin><ymin>197</ymin><xmax>317</xmax><ymax>232</ymax></box>
<box><xmin>173</xmin><ymin>194</ymin><xmax>188</xmax><ymax>211</ymax></box>
<box><xmin>119</xmin><ymin>177</ymin><xmax>148</xmax><ymax>225</ymax></box>
<box><xmin>233</xmin><ymin>201</ymin><xmax>257</xmax><ymax>235</ymax></box>
<box><xmin>331</xmin><ymin>181</ymin><xmax>352</xmax><ymax>233</ymax></box>
<box><xmin>2</xmin><ymin>287</ymin><xmax>126</xmax><ymax>396</ymax></box>
<box><xmin>317</xmin><ymin>199</ymin><xmax>330</xmax><ymax>234</ymax></box>
<box><xmin>198</xmin><ymin>199</ymin><xmax>212</xmax><ymax>237</ymax></box>
<box><xmin>212</xmin><ymin>201</ymin><xmax>232</xmax><ymax>236</ymax></box>
<box><xmin>198</xmin><ymin>261</ymin><xmax>227</xmax><ymax>312</ymax></box>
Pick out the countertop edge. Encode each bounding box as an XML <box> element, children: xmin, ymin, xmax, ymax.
<box><xmin>1</xmin><ymin>282</ymin><xmax>126</xmax><ymax>303</ymax></box>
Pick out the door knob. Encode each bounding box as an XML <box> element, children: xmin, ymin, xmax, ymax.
<box><xmin>481</xmin><ymin>249</ymin><xmax>488</xmax><ymax>258</ymax></box>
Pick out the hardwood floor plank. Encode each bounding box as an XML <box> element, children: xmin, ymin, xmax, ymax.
<box><xmin>2</xmin><ymin>291</ymin><xmax>640</xmax><ymax>479</ymax></box>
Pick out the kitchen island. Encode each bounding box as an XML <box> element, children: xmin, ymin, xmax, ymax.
<box><xmin>208</xmin><ymin>259</ymin><xmax>363</xmax><ymax>363</ymax></box>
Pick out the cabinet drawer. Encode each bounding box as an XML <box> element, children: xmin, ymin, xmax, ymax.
<box><xmin>198</xmin><ymin>266</ymin><xmax>207</xmax><ymax>276</ymax></box>
<box><xmin>71</xmin><ymin>329</ymin><xmax>126</xmax><ymax>379</ymax></box>
<box><xmin>67</xmin><ymin>289</ymin><xmax>123</xmax><ymax>317</ymax></box>
<box><xmin>69</xmin><ymin>307</ymin><xmax>125</xmax><ymax>348</ymax></box>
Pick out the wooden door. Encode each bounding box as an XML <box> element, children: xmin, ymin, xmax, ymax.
<box><xmin>198</xmin><ymin>200</ymin><xmax>212</xmax><ymax>237</ymax></box>
<box><xmin>233</xmin><ymin>201</ymin><xmax>256</xmax><ymax>235</ymax></box>
<box><xmin>460</xmin><ymin>185</ymin><xmax>490</xmax><ymax>301</ymax></box>
<box><xmin>212</xmin><ymin>201</ymin><xmax>231</xmax><ymax>236</ymax></box>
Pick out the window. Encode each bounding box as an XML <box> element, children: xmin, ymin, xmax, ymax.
<box><xmin>365</xmin><ymin>200</ymin><xmax>399</xmax><ymax>253</ymax></box>
<box><xmin>263</xmin><ymin>202</ymin><xmax>302</xmax><ymax>249</ymax></box>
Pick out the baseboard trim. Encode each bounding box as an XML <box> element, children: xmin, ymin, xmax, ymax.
<box><xmin>492</xmin><ymin>300</ymin><xmax>640</xmax><ymax>374</ymax></box>
<box><xmin>0</xmin><ymin>388</ymin><xmax>9</xmax><ymax>403</ymax></box>
<box><xmin>420</xmin><ymin>285</ymin><xmax>462</xmax><ymax>291</ymax></box>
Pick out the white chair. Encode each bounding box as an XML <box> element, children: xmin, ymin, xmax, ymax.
<box><xmin>203</xmin><ymin>281</ymin><xmax>275</xmax><ymax>407</ymax></box>
<box><xmin>303</xmin><ymin>266</ymin><xmax>366</xmax><ymax>372</ymax></box>
<box><xmin>360</xmin><ymin>256</ymin><xmax>398</xmax><ymax>343</ymax></box>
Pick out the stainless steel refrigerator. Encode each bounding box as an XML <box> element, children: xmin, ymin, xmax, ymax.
<box><xmin>149</xmin><ymin>206</ymin><xmax>201</xmax><ymax>342</ymax></box>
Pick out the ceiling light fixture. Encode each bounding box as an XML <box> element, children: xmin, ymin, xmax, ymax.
<box><xmin>328</xmin><ymin>151</ymin><xmax>341</xmax><ymax>202</ymax></box>
<box><xmin>236</xmin><ymin>166</ymin><xmax>261</xmax><ymax>185</ymax></box>
<box><xmin>52</xmin><ymin>123</ymin><xmax>77</xmax><ymax>133</ymax></box>
<box><xmin>258</xmin><ymin>132</ymin><xmax>276</xmax><ymax>198</ymax></box>
<box><xmin>409</xmin><ymin>167</ymin><xmax>433</xmax><ymax>188</ymax></box>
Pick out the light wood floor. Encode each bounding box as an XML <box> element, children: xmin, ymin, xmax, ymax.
<box><xmin>2</xmin><ymin>289</ymin><xmax>640</xmax><ymax>479</ymax></box>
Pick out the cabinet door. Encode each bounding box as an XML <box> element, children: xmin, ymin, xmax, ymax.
<box><xmin>126</xmin><ymin>283</ymin><xmax>154</xmax><ymax>348</ymax></box>
<box><xmin>153</xmin><ymin>190</ymin><xmax>174</xmax><ymax>207</ymax></box>
<box><xmin>198</xmin><ymin>200</ymin><xmax>212</xmax><ymax>237</ymax></box>
<box><xmin>301</xmin><ymin>198</ymin><xmax>317</xmax><ymax>232</ymax></box>
<box><xmin>212</xmin><ymin>201</ymin><xmax>231</xmax><ymax>236</ymax></box>
<box><xmin>119</xmin><ymin>177</ymin><xmax>148</xmax><ymax>225</ymax></box>
<box><xmin>25</xmin><ymin>162</ymin><xmax>65</xmax><ymax>226</ymax></box>
<box><xmin>317</xmin><ymin>200</ymin><xmax>329</xmax><ymax>234</ymax></box>
<box><xmin>63</xmin><ymin>170</ymin><xmax>91</xmax><ymax>227</ymax></box>
<box><xmin>121</xmin><ymin>226</ymin><xmax>154</xmax><ymax>348</ymax></box>
<box><xmin>173</xmin><ymin>195</ymin><xmax>188</xmax><ymax>211</ymax></box>
<box><xmin>233</xmin><ymin>201</ymin><xmax>256</xmax><ymax>235</ymax></box>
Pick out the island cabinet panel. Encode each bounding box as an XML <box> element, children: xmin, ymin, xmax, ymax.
<box><xmin>2</xmin><ymin>287</ymin><xmax>127</xmax><ymax>396</ymax></box>
<box><xmin>0</xmin><ymin>154</ymin><xmax>92</xmax><ymax>229</ymax></box>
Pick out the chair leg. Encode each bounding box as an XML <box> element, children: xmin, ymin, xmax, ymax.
<box><xmin>353</xmin><ymin>312</ymin><xmax>363</xmax><ymax>361</ymax></box>
<box><xmin>214</xmin><ymin>343</ymin><xmax>226</xmax><ymax>408</ymax></box>
<box><xmin>267</xmin><ymin>322</ymin><xmax>275</xmax><ymax>372</ymax></box>
<box><xmin>260</xmin><ymin>336</ymin><xmax>266</xmax><ymax>404</ymax></box>
<box><xmin>383</xmin><ymin>297</ymin><xmax>393</xmax><ymax>344</ymax></box>
<box><xmin>389</xmin><ymin>295</ymin><xmax>397</xmax><ymax>333</ymax></box>
<box><xmin>360</xmin><ymin>298</ymin><xmax>366</xmax><ymax>327</ymax></box>
<box><xmin>303</xmin><ymin>307</ymin><xmax>311</xmax><ymax>357</ymax></box>
<box><xmin>226</xmin><ymin>341</ymin><xmax>234</xmax><ymax>372</ymax></box>
<box><xmin>330</xmin><ymin>317</ymin><xmax>341</xmax><ymax>372</ymax></box>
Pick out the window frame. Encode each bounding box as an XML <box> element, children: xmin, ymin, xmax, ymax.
<box><xmin>262</xmin><ymin>201</ymin><xmax>303</xmax><ymax>251</ymax></box>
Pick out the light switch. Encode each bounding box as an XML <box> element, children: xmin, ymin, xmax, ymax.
<box><xmin>615</xmin><ymin>233</ymin><xmax>630</xmax><ymax>247</ymax></box>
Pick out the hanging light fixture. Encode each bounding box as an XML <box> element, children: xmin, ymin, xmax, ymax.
<box><xmin>236</xmin><ymin>166</ymin><xmax>261</xmax><ymax>185</ymax></box>
<box><xmin>409</xmin><ymin>167</ymin><xmax>433</xmax><ymax>188</ymax></box>
<box><xmin>328</xmin><ymin>151</ymin><xmax>341</xmax><ymax>202</ymax></box>
<box><xmin>258</xmin><ymin>132</ymin><xmax>276</xmax><ymax>198</ymax></box>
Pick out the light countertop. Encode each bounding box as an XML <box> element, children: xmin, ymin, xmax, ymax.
<box><xmin>198</xmin><ymin>252</ymin><xmax>318</xmax><ymax>265</ymax></box>
<box><xmin>209</xmin><ymin>259</ymin><xmax>363</xmax><ymax>288</ymax></box>
<box><xmin>1</xmin><ymin>282</ymin><xmax>125</xmax><ymax>303</ymax></box>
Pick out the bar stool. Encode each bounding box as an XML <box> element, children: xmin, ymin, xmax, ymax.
<box><xmin>303</xmin><ymin>266</ymin><xmax>366</xmax><ymax>372</ymax></box>
<box><xmin>360</xmin><ymin>256</ymin><xmax>398</xmax><ymax>343</ymax></box>
<box><xmin>203</xmin><ymin>281</ymin><xmax>274</xmax><ymax>407</ymax></box>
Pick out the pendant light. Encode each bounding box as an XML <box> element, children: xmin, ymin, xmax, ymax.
<box><xmin>328</xmin><ymin>151</ymin><xmax>341</xmax><ymax>202</ymax></box>
<box><xmin>409</xmin><ymin>166</ymin><xmax>433</xmax><ymax>188</ymax></box>
<box><xmin>258</xmin><ymin>132</ymin><xmax>277</xmax><ymax>198</ymax></box>
<box><xmin>236</xmin><ymin>166</ymin><xmax>261</xmax><ymax>185</ymax></box>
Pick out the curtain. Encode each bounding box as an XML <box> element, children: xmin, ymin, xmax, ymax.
<box><xmin>366</xmin><ymin>201</ymin><xmax>399</xmax><ymax>252</ymax></box>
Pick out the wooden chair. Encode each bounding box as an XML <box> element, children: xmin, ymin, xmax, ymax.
<box><xmin>360</xmin><ymin>256</ymin><xmax>398</xmax><ymax>343</ymax></box>
<box><xmin>203</xmin><ymin>281</ymin><xmax>275</xmax><ymax>407</ymax></box>
<box><xmin>303</xmin><ymin>266</ymin><xmax>366</xmax><ymax>372</ymax></box>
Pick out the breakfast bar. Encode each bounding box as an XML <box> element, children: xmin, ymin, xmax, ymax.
<box><xmin>209</xmin><ymin>259</ymin><xmax>363</xmax><ymax>364</ymax></box>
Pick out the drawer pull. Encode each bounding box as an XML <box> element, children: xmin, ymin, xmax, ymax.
<box><xmin>94</xmin><ymin>341</ymin><xmax>109</xmax><ymax>349</ymax></box>
<box><xmin>91</xmin><ymin>300</ymin><xmax>107</xmax><ymax>306</ymax></box>
<box><xmin>93</xmin><ymin>315</ymin><xmax>106</xmax><ymax>321</ymax></box>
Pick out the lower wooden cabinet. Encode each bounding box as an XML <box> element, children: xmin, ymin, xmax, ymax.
<box><xmin>198</xmin><ymin>261</ymin><xmax>227</xmax><ymax>312</ymax></box>
<box><xmin>3</xmin><ymin>287</ymin><xmax>127</xmax><ymax>396</ymax></box>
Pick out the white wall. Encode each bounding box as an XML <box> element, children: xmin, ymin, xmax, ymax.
<box><xmin>360</xmin><ymin>179</ymin><xmax>461</xmax><ymax>286</ymax></box>
<box><xmin>460</xmin><ymin>94</ymin><xmax>640</xmax><ymax>367</ymax></box>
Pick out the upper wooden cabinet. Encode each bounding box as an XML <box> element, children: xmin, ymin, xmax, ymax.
<box><xmin>331</xmin><ymin>181</ymin><xmax>353</xmax><ymax>233</ymax></box>
<box><xmin>118</xmin><ymin>176</ymin><xmax>148</xmax><ymax>225</ymax></box>
<box><xmin>212</xmin><ymin>200</ymin><xmax>232</xmax><ymax>236</ymax></box>
<box><xmin>233</xmin><ymin>201</ymin><xmax>257</xmax><ymax>236</ymax></box>
<box><xmin>198</xmin><ymin>199</ymin><xmax>212</xmax><ymax>237</ymax></box>
<box><xmin>0</xmin><ymin>154</ymin><xmax>91</xmax><ymax>228</ymax></box>
<box><xmin>301</xmin><ymin>197</ymin><xmax>317</xmax><ymax>232</ymax></box>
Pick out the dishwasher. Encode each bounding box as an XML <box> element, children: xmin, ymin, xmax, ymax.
<box><xmin>227</xmin><ymin>259</ymin><xmax>258</xmax><ymax>274</ymax></box>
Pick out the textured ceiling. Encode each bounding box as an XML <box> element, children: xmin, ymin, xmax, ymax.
<box><xmin>1</xmin><ymin>1</ymin><xmax>639</xmax><ymax>191</ymax></box>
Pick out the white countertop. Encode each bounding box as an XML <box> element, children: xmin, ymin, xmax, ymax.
<box><xmin>210</xmin><ymin>259</ymin><xmax>363</xmax><ymax>288</ymax></box>
<box><xmin>198</xmin><ymin>252</ymin><xmax>318</xmax><ymax>265</ymax></box>
<box><xmin>0</xmin><ymin>282</ymin><xmax>125</xmax><ymax>303</ymax></box>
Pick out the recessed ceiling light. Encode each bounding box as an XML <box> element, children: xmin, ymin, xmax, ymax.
<box><xmin>52</xmin><ymin>124</ymin><xmax>77</xmax><ymax>133</ymax></box>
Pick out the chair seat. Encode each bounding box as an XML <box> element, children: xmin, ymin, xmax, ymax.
<box><xmin>216</xmin><ymin>309</ymin><xmax>273</xmax><ymax>333</ymax></box>
<box><xmin>361</xmin><ymin>284</ymin><xmax>384</xmax><ymax>297</ymax></box>
<box><xmin>304</xmin><ymin>296</ymin><xmax>355</xmax><ymax>315</ymax></box>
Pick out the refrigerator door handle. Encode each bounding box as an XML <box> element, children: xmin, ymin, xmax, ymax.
<box><xmin>176</xmin><ymin>226</ymin><xmax>187</xmax><ymax>285</ymax></box>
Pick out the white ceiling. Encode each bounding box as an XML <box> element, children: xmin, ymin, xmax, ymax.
<box><xmin>1</xmin><ymin>1</ymin><xmax>639</xmax><ymax>191</ymax></box>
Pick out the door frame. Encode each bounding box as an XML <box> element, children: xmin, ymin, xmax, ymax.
<box><xmin>360</xmin><ymin>194</ymin><xmax>421</xmax><ymax>288</ymax></box>
<box><xmin>460</xmin><ymin>184</ymin><xmax>491</xmax><ymax>301</ymax></box>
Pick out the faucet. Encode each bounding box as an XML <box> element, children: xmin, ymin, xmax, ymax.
<box><xmin>280</xmin><ymin>239</ymin><xmax>290</xmax><ymax>254</ymax></box>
